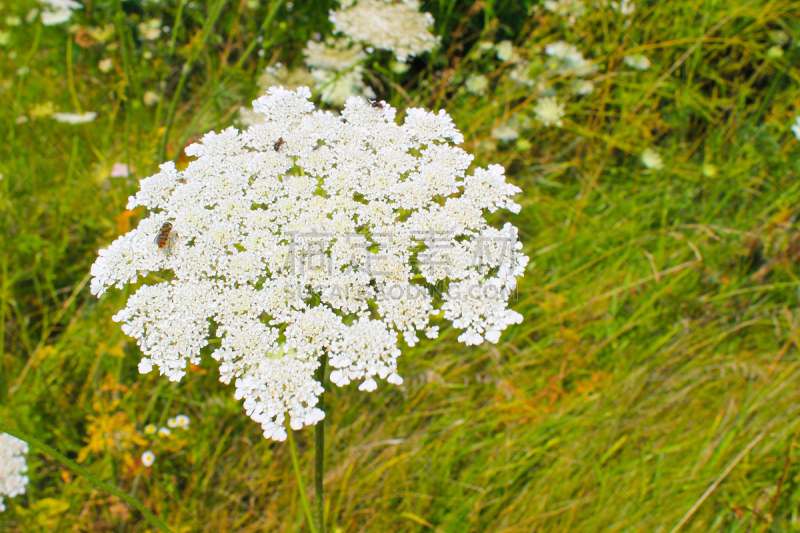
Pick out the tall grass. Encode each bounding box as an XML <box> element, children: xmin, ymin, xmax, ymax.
<box><xmin>1</xmin><ymin>0</ymin><xmax>800</xmax><ymax>531</ymax></box>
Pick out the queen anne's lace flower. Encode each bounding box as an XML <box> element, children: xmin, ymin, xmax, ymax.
<box><xmin>91</xmin><ymin>86</ymin><xmax>528</xmax><ymax>441</ymax></box>
<box><xmin>534</xmin><ymin>97</ymin><xmax>566</xmax><ymax>127</ymax></box>
<box><xmin>0</xmin><ymin>433</ymin><xmax>29</xmax><ymax>512</ymax></box>
<box><xmin>330</xmin><ymin>0</ymin><xmax>440</xmax><ymax>62</ymax></box>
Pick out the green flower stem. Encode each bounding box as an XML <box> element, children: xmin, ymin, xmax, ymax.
<box><xmin>315</xmin><ymin>352</ymin><xmax>328</xmax><ymax>533</ymax></box>
<box><xmin>287</xmin><ymin>423</ymin><xmax>318</xmax><ymax>533</ymax></box>
<box><xmin>0</xmin><ymin>426</ymin><xmax>172</xmax><ymax>533</ymax></box>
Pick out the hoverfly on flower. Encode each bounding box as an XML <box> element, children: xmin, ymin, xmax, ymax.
<box><xmin>154</xmin><ymin>222</ymin><xmax>175</xmax><ymax>249</ymax></box>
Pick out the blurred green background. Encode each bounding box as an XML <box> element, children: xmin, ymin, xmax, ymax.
<box><xmin>2</xmin><ymin>0</ymin><xmax>800</xmax><ymax>531</ymax></box>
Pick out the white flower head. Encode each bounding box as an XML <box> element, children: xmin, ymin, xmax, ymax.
<box><xmin>641</xmin><ymin>147</ymin><xmax>664</xmax><ymax>170</ymax></box>
<box><xmin>330</xmin><ymin>0</ymin><xmax>440</xmax><ymax>62</ymax></box>
<box><xmin>40</xmin><ymin>0</ymin><xmax>81</xmax><ymax>25</ymax></box>
<box><xmin>52</xmin><ymin>111</ymin><xmax>97</xmax><ymax>124</ymax></box>
<box><xmin>465</xmin><ymin>73</ymin><xmax>489</xmax><ymax>95</ymax></box>
<box><xmin>495</xmin><ymin>40</ymin><xmax>518</xmax><ymax>63</ymax></box>
<box><xmin>623</xmin><ymin>53</ymin><xmax>651</xmax><ymax>71</ymax></box>
<box><xmin>791</xmin><ymin>116</ymin><xmax>800</xmax><ymax>140</ymax></box>
<box><xmin>91</xmin><ymin>87</ymin><xmax>528</xmax><ymax>441</ymax></box>
<box><xmin>533</xmin><ymin>97</ymin><xmax>565</xmax><ymax>127</ymax></box>
<box><xmin>545</xmin><ymin>41</ymin><xmax>597</xmax><ymax>76</ymax></box>
<box><xmin>543</xmin><ymin>0</ymin><xmax>586</xmax><ymax>24</ymax></box>
<box><xmin>0</xmin><ymin>433</ymin><xmax>29</xmax><ymax>513</ymax></box>
<box><xmin>141</xmin><ymin>450</ymin><xmax>155</xmax><ymax>467</ymax></box>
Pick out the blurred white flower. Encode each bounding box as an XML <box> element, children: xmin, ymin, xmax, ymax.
<box><xmin>702</xmin><ymin>163</ymin><xmax>717</xmax><ymax>177</ymax></box>
<box><xmin>26</xmin><ymin>9</ymin><xmax>40</xmax><ymax>23</ymax></box>
<box><xmin>144</xmin><ymin>424</ymin><xmax>156</xmax><ymax>435</ymax></box>
<box><xmin>330</xmin><ymin>0</ymin><xmax>440</xmax><ymax>62</ymax></box>
<box><xmin>623</xmin><ymin>53</ymin><xmax>651</xmax><ymax>71</ymax></box>
<box><xmin>138</xmin><ymin>19</ymin><xmax>161</xmax><ymax>41</ymax></box>
<box><xmin>545</xmin><ymin>41</ymin><xmax>597</xmax><ymax>76</ymax></box>
<box><xmin>175</xmin><ymin>414</ymin><xmax>190</xmax><ymax>429</ymax></box>
<box><xmin>610</xmin><ymin>0</ymin><xmax>635</xmax><ymax>15</ymax></box>
<box><xmin>543</xmin><ymin>0</ymin><xmax>586</xmax><ymax>24</ymax></box>
<box><xmin>0</xmin><ymin>32</ymin><xmax>9</xmax><ymax>46</ymax></box>
<box><xmin>465</xmin><ymin>73</ymin><xmax>488</xmax><ymax>95</ymax></box>
<box><xmin>491</xmin><ymin>123</ymin><xmax>519</xmax><ymax>142</ymax></box>
<box><xmin>495</xmin><ymin>40</ymin><xmax>518</xmax><ymax>62</ymax></box>
<box><xmin>143</xmin><ymin>91</ymin><xmax>161</xmax><ymax>107</ymax></box>
<box><xmin>40</xmin><ymin>0</ymin><xmax>81</xmax><ymax>25</ymax></box>
<box><xmin>111</xmin><ymin>163</ymin><xmax>130</xmax><ymax>178</ymax></box>
<box><xmin>572</xmin><ymin>80</ymin><xmax>594</xmax><ymax>95</ymax></box>
<box><xmin>141</xmin><ymin>450</ymin><xmax>155</xmax><ymax>466</ymax></box>
<box><xmin>158</xmin><ymin>427</ymin><xmax>171</xmax><ymax>437</ymax></box>
<box><xmin>6</xmin><ymin>15</ymin><xmax>21</xmax><ymax>26</ymax></box>
<box><xmin>766</xmin><ymin>45</ymin><xmax>783</xmax><ymax>59</ymax></box>
<box><xmin>641</xmin><ymin>148</ymin><xmax>664</xmax><ymax>170</ymax></box>
<box><xmin>91</xmin><ymin>86</ymin><xmax>528</xmax><ymax>442</ymax></box>
<box><xmin>99</xmin><ymin>58</ymin><xmax>113</xmax><ymax>73</ymax></box>
<box><xmin>304</xmin><ymin>39</ymin><xmax>365</xmax><ymax>71</ymax></box>
<box><xmin>0</xmin><ymin>433</ymin><xmax>29</xmax><ymax>513</ymax></box>
<box><xmin>311</xmin><ymin>67</ymin><xmax>375</xmax><ymax>105</ymax></box>
<box><xmin>53</xmin><ymin>111</ymin><xmax>97</xmax><ymax>124</ymax></box>
<box><xmin>791</xmin><ymin>116</ymin><xmax>800</xmax><ymax>139</ymax></box>
<box><xmin>533</xmin><ymin>97</ymin><xmax>565</xmax><ymax>127</ymax></box>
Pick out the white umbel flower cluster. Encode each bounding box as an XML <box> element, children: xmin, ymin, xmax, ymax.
<box><xmin>40</xmin><ymin>0</ymin><xmax>81</xmax><ymax>26</ymax></box>
<box><xmin>0</xmin><ymin>433</ymin><xmax>29</xmax><ymax>512</ymax></box>
<box><xmin>330</xmin><ymin>0</ymin><xmax>440</xmax><ymax>62</ymax></box>
<box><xmin>91</xmin><ymin>86</ymin><xmax>528</xmax><ymax>441</ymax></box>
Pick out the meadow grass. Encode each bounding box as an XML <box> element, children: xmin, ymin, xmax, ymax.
<box><xmin>2</xmin><ymin>0</ymin><xmax>800</xmax><ymax>531</ymax></box>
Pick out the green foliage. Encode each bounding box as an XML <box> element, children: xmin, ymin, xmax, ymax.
<box><xmin>2</xmin><ymin>0</ymin><xmax>800</xmax><ymax>531</ymax></box>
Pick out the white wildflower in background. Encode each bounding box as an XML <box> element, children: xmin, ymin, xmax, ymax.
<box><xmin>791</xmin><ymin>116</ymin><xmax>800</xmax><ymax>139</ymax></box>
<box><xmin>491</xmin><ymin>123</ymin><xmax>519</xmax><ymax>142</ymax></box>
<box><xmin>571</xmin><ymin>79</ymin><xmax>594</xmax><ymax>95</ymax></box>
<box><xmin>138</xmin><ymin>19</ymin><xmax>161</xmax><ymax>41</ymax></box>
<box><xmin>702</xmin><ymin>163</ymin><xmax>717</xmax><ymax>177</ymax></box>
<box><xmin>330</xmin><ymin>0</ymin><xmax>440</xmax><ymax>62</ymax></box>
<box><xmin>495</xmin><ymin>40</ymin><xmax>518</xmax><ymax>62</ymax></box>
<box><xmin>53</xmin><ymin>111</ymin><xmax>97</xmax><ymax>124</ymax></box>
<box><xmin>766</xmin><ymin>46</ymin><xmax>783</xmax><ymax>59</ymax></box>
<box><xmin>144</xmin><ymin>424</ymin><xmax>156</xmax><ymax>435</ymax></box>
<box><xmin>465</xmin><ymin>74</ymin><xmax>489</xmax><ymax>95</ymax></box>
<box><xmin>610</xmin><ymin>0</ymin><xmax>635</xmax><ymax>15</ymax></box>
<box><xmin>545</xmin><ymin>41</ymin><xmax>597</xmax><ymax>76</ymax></box>
<box><xmin>0</xmin><ymin>433</ymin><xmax>29</xmax><ymax>513</ymax></box>
<box><xmin>141</xmin><ymin>450</ymin><xmax>155</xmax><ymax>466</ymax></box>
<box><xmin>143</xmin><ymin>91</ymin><xmax>161</xmax><ymax>107</ymax></box>
<box><xmin>91</xmin><ymin>86</ymin><xmax>528</xmax><ymax>442</ymax></box>
<box><xmin>509</xmin><ymin>61</ymin><xmax>536</xmax><ymax>87</ymax></box>
<box><xmin>98</xmin><ymin>58</ymin><xmax>113</xmax><ymax>73</ymax></box>
<box><xmin>311</xmin><ymin>68</ymin><xmax>375</xmax><ymax>105</ymax></box>
<box><xmin>534</xmin><ymin>97</ymin><xmax>565</xmax><ymax>127</ymax></box>
<box><xmin>175</xmin><ymin>415</ymin><xmax>190</xmax><ymax>429</ymax></box>
<box><xmin>6</xmin><ymin>15</ymin><xmax>21</xmax><ymax>26</ymax></box>
<box><xmin>304</xmin><ymin>39</ymin><xmax>366</xmax><ymax>71</ymax></box>
<box><xmin>111</xmin><ymin>163</ymin><xmax>129</xmax><ymax>178</ymax></box>
<box><xmin>623</xmin><ymin>53</ymin><xmax>651</xmax><ymax>71</ymax></box>
<box><xmin>0</xmin><ymin>32</ymin><xmax>10</xmax><ymax>46</ymax></box>
<box><xmin>40</xmin><ymin>0</ymin><xmax>81</xmax><ymax>26</ymax></box>
<box><xmin>543</xmin><ymin>0</ymin><xmax>586</xmax><ymax>24</ymax></box>
<box><xmin>769</xmin><ymin>30</ymin><xmax>789</xmax><ymax>46</ymax></box>
<box><xmin>641</xmin><ymin>148</ymin><xmax>664</xmax><ymax>170</ymax></box>
<box><xmin>26</xmin><ymin>9</ymin><xmax>40</xmax><ymax>23</ymax></box>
